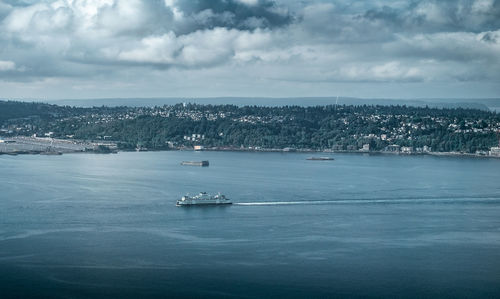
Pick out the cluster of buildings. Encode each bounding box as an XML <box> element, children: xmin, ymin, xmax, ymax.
<box><xmin>183</xmin><ymin>134</ymin><xmax>205</xmax><ymax>142</ymax></box>
<box><xmin>235</xmin><ymin>115</ymin><xmax>290</xmax><ymax>124</ymax></box>
<box><xmin>489</xmin><ymin>141</ymin><xmax>500</xmax><ymax>157</ymax></box>
<box><xmin>381</xmin><ymin>144</ymin><xmax>432</xmax><ymax>154</ymax></box>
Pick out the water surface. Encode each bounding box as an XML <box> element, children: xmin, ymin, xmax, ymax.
<box><xmin>1</xmin><ymin>152</ymin><xmax>500</xmax><ymax>298</ymax></box>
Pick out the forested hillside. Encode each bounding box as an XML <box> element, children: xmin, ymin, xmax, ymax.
<box><xmin>1</xmin><ymin>101</ymin><xmax>499</xmax><ymax>153</ymax></box>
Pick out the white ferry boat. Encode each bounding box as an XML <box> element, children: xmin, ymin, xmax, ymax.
<box><xmin>176</xmin><ymin>192</ymin><xmax>232</xmax><ymax>206</ymax></box>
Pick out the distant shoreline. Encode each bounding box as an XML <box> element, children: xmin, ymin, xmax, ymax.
<box><xmin>200</xmin><ymin>147</ymin><xmax>500</xmax><ymax>159</ymax></box>
<box><xmin>1</xmin><ymin>139</ymin><xmax>499</xmax><ymax>160</ymax></box>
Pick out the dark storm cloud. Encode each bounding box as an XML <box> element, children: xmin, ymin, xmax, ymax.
<box><xmin>362</xmin><ymin>0</ymin><xmax>500</xmax><ymax>33</ymax></box>
<box><xmin>1</xmin><ymin>0</ymin><xmax>34</xmax><ymax>7</ymax></box>
<box><xmin>174</xmin><ymin>0</ymin><xmax>292</xmax><ymax>32</ymax></box>
<box><xmin>93</xmin><ymin>0</ymin><xmax>293</xmax><ymax>37</ymax></box>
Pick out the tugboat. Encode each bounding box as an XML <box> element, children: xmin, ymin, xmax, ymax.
<box><xmin>176</xmin><ymin>192</ymin><xmax>232</xmax><ymax>206</ymax></box>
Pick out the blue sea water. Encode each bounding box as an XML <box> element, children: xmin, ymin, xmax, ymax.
<box><xmin>1</xmin><ymin>151</ymin><xmax>499</xmax><ymax>298</ymax></box>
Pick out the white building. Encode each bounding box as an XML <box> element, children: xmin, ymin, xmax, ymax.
<box><xmin>401</xmin><ymin>146</ymin><xmax>414</xmax><ymax>154</ymax></box>
<box><xmin>489</xmin><ymin>147</ymin><xmax>500</xmax><ymax>157</ymax></box>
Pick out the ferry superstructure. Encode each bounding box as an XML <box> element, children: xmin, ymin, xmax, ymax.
<box><xmin>176</xmin><ymin>192</ymin><xmax>232</xmax><ymax>206</ymax></box>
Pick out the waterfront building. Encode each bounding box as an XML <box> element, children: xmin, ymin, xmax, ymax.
<box><xmin>490</xmin><ymin>147</ymin><xmax>500</xmax><ymax>157</ymax></box>
<box><xmin>385</xmin><ymin>144</ymin><xmax>400</xmax><ymax>152</ymax></box>
<box><xmin>401</xmin><ymin>147</ymin><xmax>414</xmax><ymax>154</ymax></box>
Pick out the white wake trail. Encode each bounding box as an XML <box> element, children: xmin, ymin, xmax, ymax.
<box><xmin>235</xmin><ymin>197</ymin><xmax>500</xmax><ymax>206</ymax></box>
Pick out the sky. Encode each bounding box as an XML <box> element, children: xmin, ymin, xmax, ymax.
<box><xmin>0</xmin><ymin>0</ymin><xmax>499</xmax><ymax>100</ymax></box>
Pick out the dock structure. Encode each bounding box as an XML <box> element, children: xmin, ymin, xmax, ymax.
<box><xmin>0</xmin><ymin>136</ymin><xmax>117</xmax><ymax>155</ymax></box>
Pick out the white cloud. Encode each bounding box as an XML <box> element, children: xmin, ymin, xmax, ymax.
<box><xmin>0</xmin><ymin>60</ymin><xmax>16</xmax><ymax>71</ymax></box>
<box><xmin>236</xmin><ymin>0</ymin><xmax>259</xmax><ymax>6</ymax></box>
<box><xmin>0</xmin><ymin>0</ymin><xmax>499</xmax><ymax>98</ymax></box>
<box><xmin>117</xmin><ymin>32</ymin><xmax>179</xmax><ymax>64</ymax></box>
<box><xmin>472</xmin><ymin>0</ymin><xmax>495</xmax><ymax>13</ymax></box>
<box><xmin>117</xmin><ymin>27</ymin><xmax>274</xmax><ymax>67</ymax></box>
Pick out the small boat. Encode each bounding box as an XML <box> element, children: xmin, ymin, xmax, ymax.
<box><xmin>176</xmin><ymin>192</ymin><xmax>232</xmax><ymax>206</ymax></box>
<box><xmin>306</xmin><ymin>157</ymin><xmax>334</xmax><ymax>161</ymax></box>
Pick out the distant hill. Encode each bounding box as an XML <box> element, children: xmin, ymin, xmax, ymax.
<box><xmin>41</xmin><ymin>97</ymin><xmax>499</xmax><ymax>111</ymax></box>
<box><xmin>2</xmin><ymin>97</ymin><xmax>499</xmax><ymax>111</ymax></box>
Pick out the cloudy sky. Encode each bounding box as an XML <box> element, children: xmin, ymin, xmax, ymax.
<box><xmin>0</xmin><ymin>0</ymin><xmax>499</xmax><ymax>99</ymax></box>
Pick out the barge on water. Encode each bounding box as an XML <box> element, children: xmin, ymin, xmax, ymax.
<box><xmin>306</xmin><ymin>157</ymin><xmax>334</xmax><ymax>161</ymax></box>
<box><xmin>181</xmin><ymin>160</ymin><xmax>209</xmax><ymax>167</ymax></box>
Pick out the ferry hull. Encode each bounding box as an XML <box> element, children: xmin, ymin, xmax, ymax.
<box><xmin>176</xmin><ymin>201</ymin><xmax>232</xmax><ymax>207</ymax></box>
